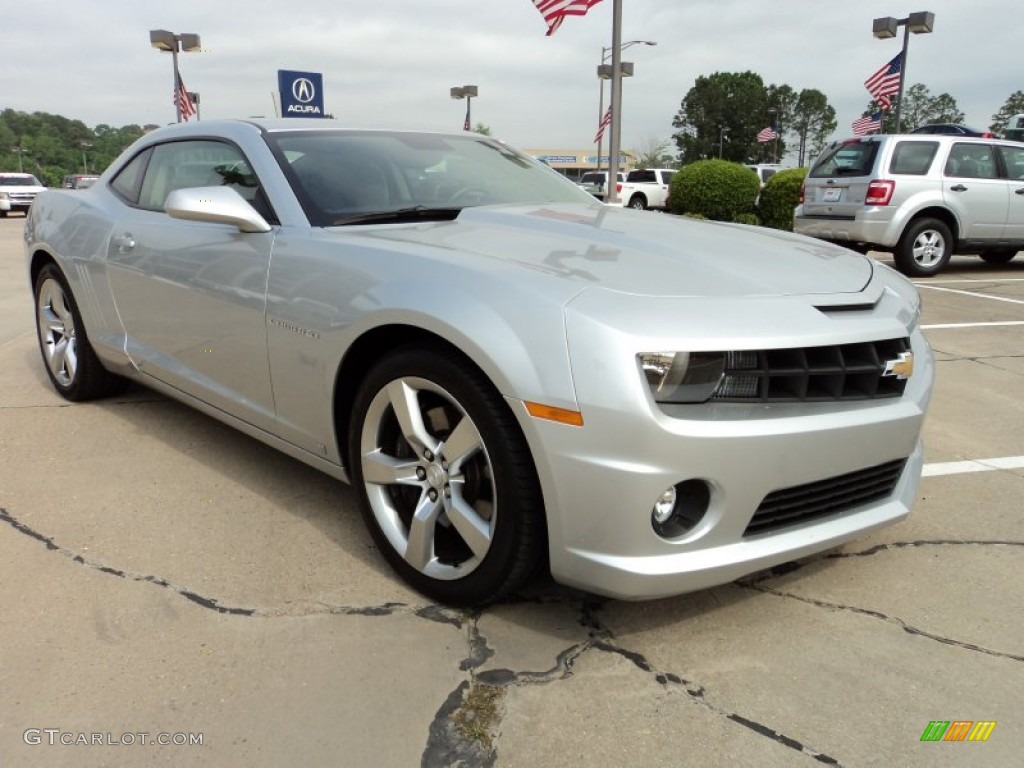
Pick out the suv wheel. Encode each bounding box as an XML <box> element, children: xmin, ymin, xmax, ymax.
<box><xmin>979</xmin><ymin>250</ymin><xmax>1018</xmax><ymax>265</ymax></box>
<box><xmin>894</xmin><ymin>217</ymin><xmax>952</xmax><ymax>277</ymax></box>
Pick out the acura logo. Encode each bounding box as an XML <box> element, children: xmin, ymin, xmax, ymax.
<box><xmin>882</xmin><ymin>351</ymin><xmax>915</xmax><ymax>380</ymax></box>
<box><xmin>292</xmin><ymin>78</ymin><xmax>316</xmax><ymax>103</ymax></box>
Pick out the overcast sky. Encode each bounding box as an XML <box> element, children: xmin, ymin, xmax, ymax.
<box><xmin>4</xmin><ymin>0</ymin><xmax>1019</xmax><ymax>152</ymax></box>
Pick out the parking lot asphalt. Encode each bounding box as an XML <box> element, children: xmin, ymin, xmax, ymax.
<box><xmin>1</xmin><ymin>214</ymin><xmax>1021</xmax><ymax>767</ymax></box>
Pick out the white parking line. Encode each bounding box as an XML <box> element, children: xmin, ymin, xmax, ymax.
<box><xmin>914</xmin><ymin>284</ymin><xmax>1024</xmax><ymax>305</ymax></box>
<box><xmin>922</xmin><ymin>321</ymin><xmax>1024</xmax><ymax>329</ymax></box>
<box><xmin>914</xmin><ymin>278</ymin><xmax>1024</xmax><ymax>284</ymax></box>
<box><xmin>923</xmin><ymin>456</ymin><xmax>1024</xmax><ymax>477</ymax></box>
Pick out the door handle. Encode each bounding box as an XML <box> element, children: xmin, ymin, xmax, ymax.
<box><xmin>1016</xmin><ymin>188</ymin><xmax>1024</xmax><ymax>195</ymax></box>
<box><xmin>112</xmin><ymin>233</ymin><xmax>136</xmax><ymax>251</ymax></box>
<box><xmin>949</xmin><ymin>184</ymin><xmax>968</xmax><ymax>192</ymax></box>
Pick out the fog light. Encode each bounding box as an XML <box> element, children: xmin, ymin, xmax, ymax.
<box><xmin>651</xmin><ymin>479</ymin><xmax>711</xmax><ymax>539</ymax></box>
<box><xmin>652</xmin><ymin>487</ymin><xmax>677</xmax><ymax>524</ymax></box>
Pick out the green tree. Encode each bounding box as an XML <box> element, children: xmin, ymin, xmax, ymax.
<box><xmin>472</xmin><ymin>123</ymin><xmax>492</xmax><ymax>136</ymax></box>
<box><xmin>631</xmin><ymin>136</ymin><xmax>676</xmax><ymax>168</ymax></box>
<box><xmin>990</xmin><ymin>90</ymin><xmax>1024</xmax><ymax>134</ymax></box>
<box><xmin>672</xmin><ymin>71</ymin><xmax>775</xmax><ymax>164</ymax></box>
<box><xmin>790</xmin><ymin>89</ymin><xmax>836</xmax><ymax>166</ymax></box>
<box><xmin>897</xmin><ymin>84</ymin><xmax>963</xmax><ymax>130</ymax></box>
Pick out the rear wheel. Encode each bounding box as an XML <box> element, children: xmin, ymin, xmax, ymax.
<box><xmin>349</xmin><ymin>347</ymin><xmax>544</xmax><ymax>606</ymax></box>
<box><xmin>894</xmin><ymin>217</ymin><xmax>952</xmax><ymax>277</ymax></box>
<box><xmin>34</xmin><ymin>263</ymin><xmax>127</xmax><ymax>401</ymax></box>
<box><xmin>979</xmin><ymin>249</ymin><xmax>1018</xmax><ymax>265</ymax></box>
<box><xmin>628</xmin><ymin>195</ymin><xmax>647</xmax><ymax>210</ymax></box>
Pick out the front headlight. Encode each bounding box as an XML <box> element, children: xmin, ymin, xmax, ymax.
<box><xmin>639</xmin><ymin>351</ymin><xmax>725</xmax><ymax>403</ymax></box>
<box><xmin>639</xmin><ymin>351</ymin><xmax>762</xmax><ymax>404</ymax></box>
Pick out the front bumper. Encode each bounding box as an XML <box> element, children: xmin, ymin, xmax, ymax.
<box><xmin>517</xmin><ymin>290</ymin><xmax>933</xmax><ymax>601</ymax></box>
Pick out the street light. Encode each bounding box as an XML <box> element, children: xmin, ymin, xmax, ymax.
<box><xmin>12</xmin><ymin>146</ymin><xmax>24</xmax><ymax>173</ymax></box>
<box><xmin>79</xmin><ymin>141</ymin><xmax>92</xmax><ymax>174</ymax></box>
<box><xmin>595</xmin><ymin>40</ymin><xmax>655</xmax><ymax>178</ymax></box>
<box><xmin>718</xmin><ymin>127</ymin><xmax>728</xmax><ymax>159</ymax></box>
<box><xmin>872</xmin><ymin>11</ymin><xmax>934</xmax><ymax>132</ymax></box>
<box><xmin>450</xmin><ymin>85</ymin><xmax>479</xmax><ymax>131</ymax></box>
<box><xmin>149</xmin><ymin>29</ymin><xmax>202</xmax><ymax>123</ymax></box>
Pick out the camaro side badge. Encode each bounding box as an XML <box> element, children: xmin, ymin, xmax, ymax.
<box><xmin>883</xmin><ymin>351</ymin><xmax>914</xmax><ymax>380</ymax></box>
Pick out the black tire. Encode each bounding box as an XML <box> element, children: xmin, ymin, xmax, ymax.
<box><xmin>34</xmin><ymin>263</ymin><xmax>128</xmax><ymax>401</ymax></box>
<box><xmin>348</xmin><ymin>347</ymin><xmax>544</xmax><ymax>606</ymax></box>
<box><xmin>979</xmin><ymin>249</ymin><xmax>1018</xmax><ymax>265</ymax></box>
<box><xmin>894</xmin><ymin>217</ymin><xmax>953</xmax><ymax>277</ymax></box>
<box><xmin>628</xmin><ymin>195</ymin><xmax>647</xmax><ymax>210</ymax></box>
<box><xmin>0</xmin><ymin>210</ymin><xmax>7</xmax><ymax>218</ymax></box>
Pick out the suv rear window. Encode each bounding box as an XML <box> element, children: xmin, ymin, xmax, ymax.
<box><xmin>888</xmin><ymin>141</ymin><xmax>939</xmax><ymax>175</ymax></box>
<box><xmin>809</xmin><ymin>141</ymin><xmax>881</xmax><ymax>178</ymax></box>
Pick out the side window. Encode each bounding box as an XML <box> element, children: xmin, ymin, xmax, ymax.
<box><xmin>998</xmin><ymin>145</ymin><xmax>1024</xmax><ymax>180</ymax></box>
<box><xmin>889</xmin><ymin>141</ymin><xmax>938</xmax><ymax>175</ymax></box>
<box><xmin>944</xmin><ymin>143</ymin><xmax>998</xmax><ymax>179</ymax></box>
<box><xmin>659</xmin><ymin>171</ymin><xmax>674</xmax><ymax>184</ymax></box>
<box><xmin>109</xmin><ymin>148</ymin><xmax>153</xmax><ymax>204</ymax></box>
<box><xmin>137</xmin><ymin>140</ymin><xmax>263</xmax><ymax>211</ymax></box>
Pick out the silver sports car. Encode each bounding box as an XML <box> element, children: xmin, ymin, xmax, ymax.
<box><xmin>25</xmin><ymin>119</ymin><xmax>933</xmax><ymax>606</ymax></box>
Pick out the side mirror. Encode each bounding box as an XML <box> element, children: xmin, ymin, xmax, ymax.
<box><xmin>164</xmin><ymin>186</ymin><xmax>272</xmax><ymax>233</ymax></box>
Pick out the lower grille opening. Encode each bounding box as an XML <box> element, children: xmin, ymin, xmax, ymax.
<box><xmin>744</xmin><ymin>458</ymin><xmax>908</xmax><ymax>537</ymax></box>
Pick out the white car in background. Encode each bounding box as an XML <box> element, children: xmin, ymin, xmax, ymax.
<box><xmin>0</xmin><ymin>172</ymin><xmax>45</xmax><ymax>217</ymax></box>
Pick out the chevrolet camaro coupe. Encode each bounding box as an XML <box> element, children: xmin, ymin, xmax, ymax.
<box><xmin>25</xmin><ymin>119</ymin><xmax>934</xmax><ymax>605</ymax></box>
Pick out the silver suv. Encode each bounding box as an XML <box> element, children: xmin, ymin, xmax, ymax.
<box><xmin>795</xmin><ymin>134</ymin><xmax>1024</xmax><ymax>276</ymax></box>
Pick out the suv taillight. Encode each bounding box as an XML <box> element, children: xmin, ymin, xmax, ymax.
<box><xmin>865</xmin><ymin>179</ymin><xmax>895</xmax><ymax>206</ymax></box>
<box><xmin>799</xmin><ymin>182</ymin><xmax>806</xmax><ymax>204</ymax></box>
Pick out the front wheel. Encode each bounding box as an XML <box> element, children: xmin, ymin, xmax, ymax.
<box><xmin>349</xmin><ymin>348</ymin><xmax>544</xmax><ymax>606</ymax></box>
<box><xmin>34</xmin><ymin>263</ymin><xmax>127</xmax><ymax>401</ymax></box>
<box><xmin>894</xmin><ymin>217</ymin><xmax>952</xmax><ymax>277</ymax></box>
<box><xmin>979</xmin><ymin>249</ymin><xmax>1018</xmax><ymax>265</ymax></box>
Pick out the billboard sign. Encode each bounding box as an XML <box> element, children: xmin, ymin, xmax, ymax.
<box><xmin>278</xmin><ymin>70</ymin><xmax>324</xmax><ymax>117</ymax></box>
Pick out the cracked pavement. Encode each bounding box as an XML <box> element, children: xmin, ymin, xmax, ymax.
<box><xmin>2</xmin><ymin>221</ymin><xmax>1022</xmax><ymax>767</ymax></box>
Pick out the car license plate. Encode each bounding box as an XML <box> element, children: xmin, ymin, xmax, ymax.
<box><xmin>822</xmin><ymin>188</ymin><xmax>841</xmax><ymax>202</ymax></box>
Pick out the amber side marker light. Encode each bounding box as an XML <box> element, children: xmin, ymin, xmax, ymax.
<box><xmin>525</xmin><ymin>401</ymin><xmax>584</xmax><ymax>426</ymax></box>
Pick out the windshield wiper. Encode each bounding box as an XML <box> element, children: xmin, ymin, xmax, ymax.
<box><xmin>330</xmin><ymin>206</ymin><xmax>462</xmax><ymax>226</ymax></box>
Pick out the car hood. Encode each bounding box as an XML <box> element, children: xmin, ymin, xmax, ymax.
<box><xmin>342</xmin><ymin>203</ymin><xmax>874</xmax><ymax>299</ymax></box>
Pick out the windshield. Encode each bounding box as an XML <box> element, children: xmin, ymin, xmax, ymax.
<box><xmin>266</xmin><ymin>130</ymin><xmax>594</xmax><ymax>226</ymax></box>
<box><xmin>0</xmin><ymin>175</ymin><xmax>42</xmax><ymax>187</ymax></box>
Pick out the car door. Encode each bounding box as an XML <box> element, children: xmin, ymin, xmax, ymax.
<box><xmin>997</xmin><ymin>143</ymin><xmax>1024</xmax><ymax>242</ymax></box>
<box><xmin>942</xmin><ymin>142</ymin><xmax>1009</xmax><ymax>242</ymax></box>
<box><xmin>105</xmin><ymin>139</ymin><xmax>278</xmax><ymax>431</ymax></box>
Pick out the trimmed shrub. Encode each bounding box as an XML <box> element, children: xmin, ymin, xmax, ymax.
<box><xmin>732</xmin><ymin>213</ymin><xmax>760</xmax><ymax>226</ymax></box>
<box><xmin>669</xmin><ymin>160</ymin><xmax>759</xmax><ymax>222</ymax></box>
<box><xmin>757</xmin><ymin>167</ymin><xmax>809</xmax><ymax>231</ymax></box>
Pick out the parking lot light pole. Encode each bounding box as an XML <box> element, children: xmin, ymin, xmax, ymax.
<box><xmin>149</xmin><ymin>29</ymin><xmax>202</xmax><ymax>123</ymax></box>
<box><xmin>596</xmin><ymin>39</ymin><xmax>655</xmax><ymax>173</ymax></box>
<box><xmin>450</xmin><ymin>85</ymin><xmax>479</xmax><ymax>131</ymax></box>
<box><xmin>79</xmin><ymin>141</ymin><xmax>91</xmax><ymax>174</ymax></box>
<box><xmin>872</xmin><ymin>11</ymin><xmax>934</xmax><ymax>132</ymax></box>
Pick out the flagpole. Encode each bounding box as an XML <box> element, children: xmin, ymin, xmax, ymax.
<box><xmin>172</xmin><ymin>45</ymin><xmax>182</xmax><ymax>123</ymax></box>
<box><xmin>607</xmin><ymin>0</ymin><xmax>623</xmax><ymax>204</ymax></box>
<box><xmin>894</xmin><ymin>25</ymin><xmax>910</xmax><ymax>132</ymax></box>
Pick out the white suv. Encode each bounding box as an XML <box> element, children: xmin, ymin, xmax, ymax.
<box><xmin>795</xmin><ymin>134</ymin><xmax>1024</xmax><ymax>276</ymax></box>
<box><xmin>0</xmin><ymin>173</ymin><xmax>46</xmax><ymax>217</ymax></box>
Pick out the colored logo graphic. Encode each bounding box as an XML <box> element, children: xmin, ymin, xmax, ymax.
<box><xmin>920</xmin><ymin>721</ymin><xmax>996</xmax><ymax>742</ymax></box>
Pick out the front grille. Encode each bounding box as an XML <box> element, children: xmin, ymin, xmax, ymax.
<box><xmin>744</xmin><ymin>458</ymin><xmax>908</xmax><ymax>537</ymax></box>
<box><xmin>711</xmin><ymin>337</ymin><xmax>910</xmax><ymax>403</ymax></box>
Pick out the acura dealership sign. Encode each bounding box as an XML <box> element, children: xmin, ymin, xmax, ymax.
<box><xmin>278</xmin><ymin>70</ymin><xmax>324</xmax><ymax>117</ymax></box>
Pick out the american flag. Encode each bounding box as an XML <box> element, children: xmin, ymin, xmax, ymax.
<box><xmin>531</xmin><ymin>0</ymin><xmax>604</xmax><ymax>36</ymax></box>
<box><xmin>756</xmin><ymin>126</ymin><xmax>778</xmax><ymax>143</ymax></box>
<box><xmin>593</xmin><ymin>106</ymin><xmax>612</xmax><ymax>144</ymax></box>
<box><xmin>852</xmin><ymin>112</ymin><xmax>883</xmax><ymax>136</ymax></box>
<box><xmin>864</xmin><ymin>53</ymin><xmax>902</xmax><ymax>109</ymax></box>
<box><xmin>175</xmin><ymin>74</ymin><xmax>196</xmax><ymax>121</ymax></box>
